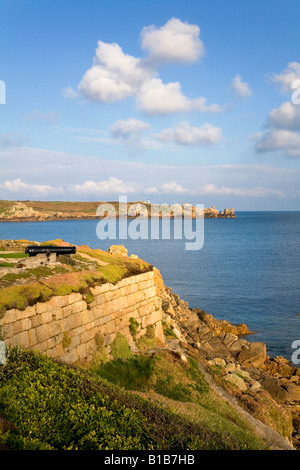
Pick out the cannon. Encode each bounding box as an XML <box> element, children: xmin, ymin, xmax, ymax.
<box><xmin>25</xmin><ymin>245</ymin><xmax>76</xmax><ymax>257</ymax></box>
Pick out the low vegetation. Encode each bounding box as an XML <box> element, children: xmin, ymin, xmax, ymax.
<box><xmin>0</xmin><ymin>347</ymin><xmax>266</xmax><ymax>450</ymax></box>
<box><xmin>0</xmin><ymin>240</ymin><xmax>153</xmax><ymax>317</ymax></box>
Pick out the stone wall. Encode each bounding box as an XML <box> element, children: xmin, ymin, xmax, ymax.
<box><xmin>0</xmin><ymin>271</ymin><xmax>165</xmax><ymax>364</ymax></box>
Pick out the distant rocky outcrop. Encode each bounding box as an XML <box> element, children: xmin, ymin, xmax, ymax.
<box><xmin>0</xmin><ymin>201</ymin><xmax>236</xmax><ymax>222</ymax></box>
<box><xmin>204</xmin><ymin>206</ymin><xmax>236</xmax><ymax>218</ymax></box>
<box><xmin>2</xmin><ymin>202</ymin><xmax>64</xmax><ymax>222</ymax></box>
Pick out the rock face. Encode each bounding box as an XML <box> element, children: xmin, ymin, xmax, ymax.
<box><xmin>107</xmin><ymin>245</ymin><xmax>128</xmax><ymax>257</ymax></box>
<box><xmin>3</xmin><ymin>202</ymin><xmax>63</xmax><ymax>221</ymax></box>
<box><xmin>236</xmin><ymin>342</ymin><xmax>267</xmax><ymax>368</ymax></box>
<box><xmin>203</xmin><ymin>207</ymin><xmax>236</xmax><ymax>218</ymax></box>
<box><xmin>161</xmin><ymin>289</ymin><xmax>265</xmax><ymax>368</ymax></box>
<box><xmin>159</xmin><ymin>282</ymin><xmax>300</xmax><ymax>447</ymax></box>
<box><xmin>224</xmin><ymin>373</ymin><xmax>248</xmax><ymax>391</ymax></box>
<box><xmin>0</xmin><ymin>201</ymin><xmax>236</xmax><ymax>221</ymax></box>
<box><xmin>195</xmin><ymin>309</ymin><xmax>254</xmax><ymax>336</ymax></box>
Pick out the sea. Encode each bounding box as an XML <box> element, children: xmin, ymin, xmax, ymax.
<box><xmin>0</xmin><ymin>211</ymin><xmax>299</xmax><ymax>361</ymax></box>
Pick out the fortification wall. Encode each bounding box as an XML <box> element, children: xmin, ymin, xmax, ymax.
<box><xmin>0</xmin><ymin>271</ymin><xmax>164</xmax><ymax>364</ymax></box>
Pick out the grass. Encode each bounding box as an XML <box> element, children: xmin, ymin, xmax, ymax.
<box><xmin>136</xmin><ymin>325</ymin><xmax>157</xmax><ymax>352</ymax></box>
<box><xmin>0</xmin><ymin>242</ymin><xmax>153</xmax><ymax>316</ymax></box>
<box><xmin>0</xmin><ymin>252</ymin><xmax>28</xmax><ymax>259</ymax></box>
<box><xmin>91</xmin><ymin>349</ymin><xmax>268</xmax><ymax>449</ymax></box>
<box><xmin>110</xmin><ymin>333</ymin><xmax>132</xmax><ymax>360</ymax></box>
<box><xmin>0</xmin><ymin>347</ymin><xmax>266</xmax><ymax>450</ymax></box>
<box><xmin>162</xmin><ymin>321</ymin><xmax>178</xmax><ymax>339</ymax></box>
<box><xmin>0</xmin><ymin>266</ymin><xmax>71</xmax><ymax>290</ymax></box>
<box><xmin>0</xmin><ymin>283</ymin><xmax>53</xmax><ymax>316</ymax></box>
<box><xmin>206</xmin><ymin>364</ymin><xmax>293</xmax><ymax>439</ymax></box>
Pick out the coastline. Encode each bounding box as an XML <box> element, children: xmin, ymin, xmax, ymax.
<box><xmin>0</xmin><ymin>239</ymin><xmax>299</xmax><ymax>448</ymax></box>
<box><xmin>0</xmin><ymin>200</ymin><xmax>236</xmax><ymax>222</ymax></box>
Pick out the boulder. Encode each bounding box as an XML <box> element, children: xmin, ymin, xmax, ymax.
<box><xmin>225</xmin><ymin>362</ymin><xmax>236</xmax><ymax>372</ymax></box>
<box><xmin>249</xmin><ymin>380</ymin><xmax>261</xmax><ymax>391</ymax></box>
<box><xmin>208</xmin><ymin>357</ymin><xmax>226</xmax><ymax>367</ymax></box>
<box><xmin>237</xmin><ymin>342</ymin><xmax>267</xmax><ymax>368</ymax></box>
<box><xmin>234</xmin><ymin>369</ymin><xmax>251</xmax><ymax>380</ymax></box>
<box><xmin>224</xmin><ymin>373</ymin><xmax>248</xmax><ymax>392</ymax></box>
<box><xmin>107</xmin><ymin>245</ymin><xmax>128</xmax><ymax>257</ymax></box>
<box><xmin>228</xmin><ymin>338</ymin><xmax>249</xmax><ymax>358</ymax></box>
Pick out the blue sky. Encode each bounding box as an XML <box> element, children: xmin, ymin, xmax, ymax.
<box><xmin>0</xmin><ymin>0</ymin><xmax>300</xmax><ymax>210</ymax></box>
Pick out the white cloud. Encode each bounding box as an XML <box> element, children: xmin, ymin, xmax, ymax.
<box><xmin>72</xmin><ymin>177</ymin><xmax>139</xmax><ymax>194</ymax></box>
<box><xmin>266</xmin><ymin>101</ymin><xmax>300</xmax><ymax>130</ymax></box>
<box><xmin>256</xmin><ymin>62</ymin><xmax>300</xmax><ymax>158</ymax></box>
<box><xmin>0</xmin><ymin>178</ymin><xmax>63</xmax><ymax>194</ymax></box>
<box><xmin>198</xmin><ymin>183</ymin><xmax>285</xmax><ymax>198</ymax></box>
<box><xmin>159</xmin><ymin>121</ymin><xmax>223</xmax><ymax>146</ymax></box>
<box><xmin>110</xmin><ymin>118</ymin><xmax>151</xmax><ymax>140</ymax></box>
<box><xmin>270</xmin><ymin>62</ymin><xmax>300</xmax><ymax>94</ymax></box>
<box><xmin>76</xmin><ymin>18</ymin><xmax>221</xmax><ymax>115</ymax></box>
<box><xmin>110</xmin><ymin>118</ymin><xmax>151</xmax><ymax>152</ymax></box>
<box><xmin>159</xmin><ymin>181</ymin><xmax>190</xmax><ymax>193</ymax></box>
<box><xmin>140</xmin><ymin>17</ymin><xmax>205</xmax><ymax>64</ymax></box>
<box><xmin>137</xmin><ymin>78</ymin><xmax>221</xmax><ymax>115</ymax></box>
<box><xmin>230</xmin><ymin>74</ymin><xmax>252</xmax><ymax>98</ymax></box>
<box><xmin>255</xmin><ymin>129</ymin><xmax>300</xmax><ymax>157</ymax></box>
<box><xmin>78</xmin><ymin>41</ymin><xmax>152</xmax><ymax>103</ymax></box>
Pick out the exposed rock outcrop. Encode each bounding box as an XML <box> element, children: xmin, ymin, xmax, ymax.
<box><xmin>0</xmin><ymin>201</ymin><xmax>236</xmax><ymax>221</ymax></box>
<box><xmin>158</xmin><ymin>283</ymin><xmax>300</xmax><ymax>448</ymax></box>
<box><xmin>107</xmin><ymin>244</ymin><xmax>128</xmax><ymax>257</ymax></box>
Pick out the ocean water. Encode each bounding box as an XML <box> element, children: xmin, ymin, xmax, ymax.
<box><xmin>0</xmin><ymin>211</ymin><xmax>299</xmax><ymax>360</ymax></box>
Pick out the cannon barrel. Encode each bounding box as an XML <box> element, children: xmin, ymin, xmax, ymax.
<box><xmin>25</xmin><ymin>245</ymin><xmax>76</xmax><ymax>257</ymax></box>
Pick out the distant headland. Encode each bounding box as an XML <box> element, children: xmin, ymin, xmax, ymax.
<box><xmin>0</xmin><ymin>200</ymin><xmax>236</xmax><ymax>222</ymax></box>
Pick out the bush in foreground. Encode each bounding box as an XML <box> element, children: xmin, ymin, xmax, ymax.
<box><xmin>0</xmin><ymin>347</ymin><xmax>265</xmax><ymax>450</ymax></box>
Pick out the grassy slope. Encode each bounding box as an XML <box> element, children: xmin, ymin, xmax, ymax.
<box><xmin>0</xmin><ymin>347</ymin><xmax>265</xmax><ymax>450</ymax></box>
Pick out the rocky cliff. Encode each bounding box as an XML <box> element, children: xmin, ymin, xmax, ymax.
<box><xmin>157</xmin><ymin>279</ymin><xmax>300</xmax><ymax>448</ymax></box>
<box><xmin>0</xmin><ymin>201</ymin><xmax>236</xmax><ymax>222</ymax></box>
<box><xmin>1</xmin><ymin>239</ymin><xmax>299</xmax><ymax>449</ymax></box>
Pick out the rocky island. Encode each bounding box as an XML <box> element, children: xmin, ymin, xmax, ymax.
<box><xmin>0</xmin><ymin>200</ymin><xmax>236</xmax><ymax>222</ymax></box>
<box><xmin>0</xmin><ymin>239</ymin><xmax>299</xmax><ymax>451</ymax></box>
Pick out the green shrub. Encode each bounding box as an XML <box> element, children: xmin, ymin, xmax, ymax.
<box><xmin>136</xmin><ymin>325</ymin><xmax>156</xmax><ymax>352</ymax></box>
<box><xmin>85</xmin><ymin>290</ymin><xmax>95</xmax><ymax>304</ymax></box>
<box><xmin>91</xmin><ymin>334</ymin><xmax>108</xmax><ymax>365</ymax></box>
<box><xmin>94</xmin><ymin>355</ymin><xmax>156</xmax><ymax>391</ymax></box>
<box><xmin>62</xmin><ymin>332</ymin><xmax>71</xmax><ymax>350</ymax></box>
<box><xmin>110</xmin><ymin>333</ymin><xmax>132</xmax><ymax>360</ymax></box>
<box><xmin>155</xmin><ymin>375</ymin><xmax>192</xmax><ymax>402</ymax></box>
<box><xmin>0</xmin><ymin>283</ymin><xmax>53</xmax><ymax>317</ymax></box>
<box><xmin>162</xmin><ymin>321</ymin><xmax>178</xmax><ymax>339</ymax></box>
<box><xmin>0</xmin><ymin>347</ymin><xmax>265</xmax><ymax>450</ymax></box>
<box><xmin>129</xmin><ymin>317</ymin><xmax>139</xmax><ymax>338</ymax></box>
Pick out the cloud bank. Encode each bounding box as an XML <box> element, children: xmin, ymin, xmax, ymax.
<box><xmin>76</xmin><ymin>18</ymin><xmax>221</xmax><ymax>116</ymax></box>
<box><xmin>255</xmin><ymin>62</ymin><xmax>300</xmax><ymax>158</ymax></box>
